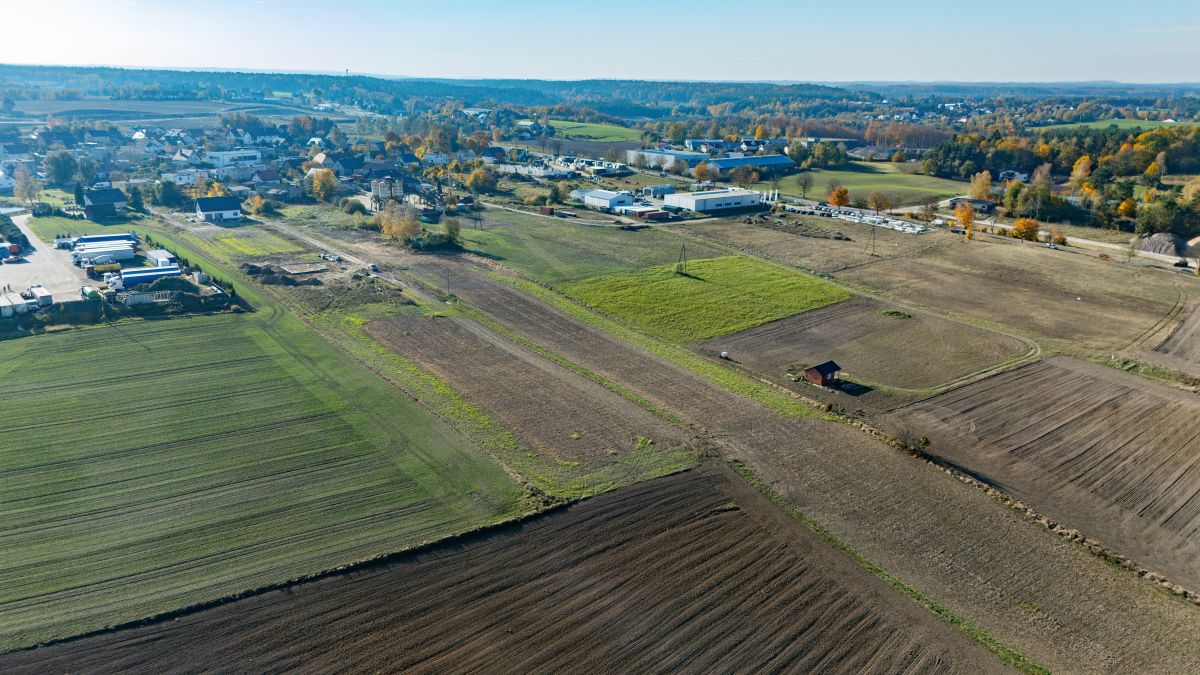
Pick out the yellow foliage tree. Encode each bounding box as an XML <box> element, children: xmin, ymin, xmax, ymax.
<box><xmin>1070</xmin><ymin>155</ymin><xmax>1092</xmax><ymax>192</ymax></box>
<box><xmin>968</xmin><ymin>170</ymin><xmax>992</xmax><ymax>200</ymax></box>
<box><xmin>1011</xmin><ymin>217</ymin><xmax>1040</xmax><ymax>241</ymax></box>
<box><xmin>829</xmin><ymin>185</ymin><xmax>850</xmax><ymax>207</ymax></box>
<box><xmin>378</xmin><ymin>201</ymin><xmax>421</xmax><ymax>240</ymax></box>
<box><xmin>1117</xmin><ymin>197</ymin><xmax>1138</xmax><ymax>219</ymax></box>
<box><xmin>207</xmin><ymin>182</ymin><xmax>230</xmax><ymax>197</ymax></box>
<box><xmin>954</xmin><ymin>202</ymin><xmax>975</xmax><ymax>239</ymax></box>
<box><xmin>754</xmin><ymin>125</ymin><xmax>767</xmax><ymax>140</ymax></box>
<box><xmin>310</xmin><ymin>169</ymin><xmax>337</xmax><ymax>202</ymax></box>
<box><xmin>693</xmin><ymin>161</ymin><xmax>710</xmax><ymax>181</ymax></box>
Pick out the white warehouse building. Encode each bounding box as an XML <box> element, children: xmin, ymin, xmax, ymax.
<box><xmin>580</xmin><ymin>189</ymin><xmax>635</xmax><ymax>210</ymax></box>
<box><xmin>664</xmin><ymin>188</ymin><xmax>763</xmax><ymax>213</ymax></box>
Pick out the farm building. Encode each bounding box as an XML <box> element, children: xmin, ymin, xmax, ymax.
<box><xmin>626</xmin><ymin>148</ymin><xmax>709</xmax><ymax>170</ymax></box>
<box><xmin>804</xmin><ymin>360</ymin><xmax>841</xmax><ymax>386</ymax></box>
<box><xmin>146</xmin><ymin>249</ymin><xmax>177</xmax><ymax>267</ymax></box>
<box><xmin>704</xmin><ymin>154</ymin><xmax>795</xmax><ymax>176</ymax></box>
<box><xmin>664</xmin><ymin>188</ymin><xmax>763</xmax><ymax>213</ymax></box>
<box><xmin>195</xmin><ymin>196</ymin><xmax>243</xmax><ymax>223</ymax></box>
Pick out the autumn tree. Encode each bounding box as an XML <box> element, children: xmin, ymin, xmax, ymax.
<box><xmin>867</xmin><ymin>190</ymin><xmax>893</xmax><ymax>214</ymax></box>
<box><xmin>1069</xmin><ymin>155</ymin><xmax>1092</xmax><ymax>193</ymax></box>
<box><xmin>954</xmin><ymin>202</ymin><xmax>975</xmax><ymax>238</ymax></box>
<box><xmin>829</xmin><ymin>185</ymin><xmax>850</xmax><ymax>207</ymax></box>
<box><xmin>754</xmin><ymin>125</ymin><xmax>767</xmax><ymax>140</ymax></box>
<box><xmin>795</xmin><ymin>172</ymin><xmax>813</xmax><ymax>198</ymax></box>
<box><xmin>309</xmin><ymin>169</ymin><xmax>337</xmax><ymax>202</ymax></box>
<box><xmin>1011</xmin><ymin>217</ymin><xmax>1040</xmax><ymax>241</ymax></box>
<box><xmin>968</xmin><ymin>170</ymin><xmax>992</xmax><ymax>200</ymax></box>
<box><xmin>693</xmin><ymin>161</ymin><xmax>710</xmax><ymax>181</ymax></box>
<box><xmin>13</xmin><ymin>164</ymin><xmax>41</xmax><ymax>206</ymax></box>
<box><xmin>378</xmin><ymin>201</ymin><xmax>421</xmax><ymax>240</ymax></box>
<box><xmin>466</xmin><ymin>167</ymin><xmax>498</xmax><ymax>194</ymax></box>
<box><xmin>1031</xmin><ymin>163</ymin><xmax>1053</xmax><ymax>189</ymax></box>
<box><xmin>1117</xmin><ymin>197</ymin><xmax>1138</xmax><ymax>219</ymax></box>
<box><xmin>207</xmin><ymin>182</ymin><xmax>231</xmax><ymax>197</ymax></box>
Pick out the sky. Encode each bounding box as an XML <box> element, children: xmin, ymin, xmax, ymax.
<box><xmin>2</xmin><ymin>0</ymin><xmax>1199</xmax><ymax>83</ymax></box>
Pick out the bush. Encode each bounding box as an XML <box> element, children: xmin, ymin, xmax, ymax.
<box><xmin>1011</xmin><ymin>218</ymin><xmax>1041</xmax><ymax>241</ymax></box>
<box><xmin>342</xmin><ymin>200</ymin><xmax>368</xmax><ymax>215</ymax></box>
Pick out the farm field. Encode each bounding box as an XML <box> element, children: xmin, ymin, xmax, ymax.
<box><xmin>837</xmin><ymin>235</ymin><xmax>1190</xmax><ymax>350</ymax></box>
<box><xmin>9</xmin><ymin>98</ymin><xmax>337</xmax><ymax>124</ymax></box>
<box><xmin>374</xmin><ymin>254</ymin><xmax>1200</xmax><ymax>672</ymax></box>
<box><xmin>365</xmin><ymin>311</ymin><xmax>696</xmax><ymax>497</ymax></box>
<box><xmin>545</xmin><ymin>118</ymin><xmax>642</xmax><ymax>142</ymax></box>
<box><xmin>1031</xmin><ymin>119</ymin><xmax>1194</xmax><ymax>132</ymax></box>
<box><xmin>757</xmin><ymin>161</ymin><xmax>967</xmax><ymax>206</ymax></box>
<box><xmin>700</xmin><ymin>296</ymin><xmax>1029</xmax><ymax>391</ymax></box>
<box><xmin>563</xmin><ymin>255</ymin><xmax>850</xmax><ymax>342</ymax></box>
<box><xmin>0</xmin><ymin>467</ymin><xmax>1005</xmax><ymax>674</ymax></box>
<box><xmin>675</xmin><ymin>215</ymin><xmax>956</xmax><ymax>274</ymax></box>
<box><xmin>461</xmin><ymin>206</ymin><xmax>727</xmax><ymax>284</ymax></box>
<box><xmin>1154</xmin><ymin>303</ymin><xmax>1200</xmax><ymax>365</ymax></box>
<box><xmin>0</xmin><ymin>313</ymin><xmax>523</xmax><ymax>652</ymax></box>
<box><xmin>888</xmin><ymin>356</ymin><xmax>1200</xmax><ymax>590</ymax></box>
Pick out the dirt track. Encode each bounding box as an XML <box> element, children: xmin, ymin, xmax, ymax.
<box><xmin>0</xmin><ymin>467</ymin><xmax>1003</xmax><ymax>674</ymax></box>
<box><xmin>889</xmin><ymin>356</ymin><xmax>1200</xmax><ymax>591</ymax></box>
<box><xmin>384</xmin><ymin>254</ymin><xmax>1200</xmax><ymax>672</ymax></box>
<box><xmin>1156</xmin><ymin>302</ymin><xmax>1200</xmax><ymax>364</ymax></box>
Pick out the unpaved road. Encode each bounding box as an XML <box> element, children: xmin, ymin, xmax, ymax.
<box><xmin>1</xmin><ymin>467</ymin><xmax>1005</xmax><ymax>674</ymax></box>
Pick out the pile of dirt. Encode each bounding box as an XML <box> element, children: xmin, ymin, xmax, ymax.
<box><xmin>1137</xmin><ymin>232</ymin><xmax>1186</xmax><ymax>257</ymax></box>
<box><xmin>241</xmin><ymin>263</ymin><xmax>322</xmax><ymax>287</ymax></box>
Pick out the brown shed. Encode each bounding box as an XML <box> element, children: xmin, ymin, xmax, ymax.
<box><xmin>804</xmin><ymin>360</ymin><xmax>841</xmax><ymax>386</ymax></box>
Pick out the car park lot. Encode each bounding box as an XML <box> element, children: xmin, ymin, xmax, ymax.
<box><xmin>0</xmin><ymin>215</ymin><xmax>86</xmax><ymax>297</ymax></box>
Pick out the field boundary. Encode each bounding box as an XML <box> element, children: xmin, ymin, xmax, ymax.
<box><xmin>727</xmin><ymin>459</ymin><xmax>1047</xmax><ymax>675</ymax></box>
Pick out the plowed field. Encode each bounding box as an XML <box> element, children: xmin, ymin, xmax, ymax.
<box><xmin>699</xmin><ymin>296</ymin><xmax>1028</xmax><ymax>390</ymax></box>
<box><xmin>889</xmin><ymin>356</ymin><xmax>1200</xmax><ymax>589</ymax></box>
<box><xmin>0</xmin><ymin>468</ymin><xmax>1004</xmax><ymax>674</ymax></box>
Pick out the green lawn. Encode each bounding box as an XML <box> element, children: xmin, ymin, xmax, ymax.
<box><xmin>1031</xmin><ymin>119</ymin><xmax>1195</xmax><ymax>132</ymax></box>
<box><xmin>0</xmin><ymin>227</ymin><xmax>524</xmax><ymax>651</ymax></box>
<box><xmin>544</xmin><ymin>119</ymin><xmax>643</xmax><ymax>143</ymax></box>
<box><xmin>563</xmin><ymin>255</ymin><xmax>850</xmax><ymax>343</ymax></box>
<box><xmin>205</xmin><ymin>227</ymin><xmax>304</xmax><ymax>257</ymax></box>
<box><xmin>762</xmin><ymin>162</ymin><xmax>966</xmax><ymax>206</ymax></box>
<box><xmin>462</xmin><ymin>207</ymin><xmax>727</xmax><ymax>284</ymax></box>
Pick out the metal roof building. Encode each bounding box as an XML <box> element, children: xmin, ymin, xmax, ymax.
<box><xmin>705</xmin><ymin>154</ymin><xmax>795</xmax><ymax>174</ymax></box>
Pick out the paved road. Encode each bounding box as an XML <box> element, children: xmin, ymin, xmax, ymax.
<box><xmin>0</xmin><ymin>214</ymin><xmax>86</xmax><ymax>297</ymax></box>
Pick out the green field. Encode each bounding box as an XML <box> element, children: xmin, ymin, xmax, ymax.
<box><xmin>0</xmin><ymin>248</ymin><xmax>524</xmax><ymax>651</ymax></box>
<box><xmin>1031</xmin><ymin>119</ymin><xmax>1195</xmax><ymax>132</ymax></box>
<box><xmin>563</xmin><ymin>256</ymin><xmax>850</xmax><ymax>342</ymax></box>
<box><xmin>206</xmin><ymin>227</ymin><xmax>304</xmax><ymax>257</ymax></box>
<box><xmin>762</xmin><ymin>162</ymin><xmax>966</xmax><ymax>206</ymax></box>
<box><xmin>545</xmin><ymin>119</ymin><xmax>643</xmax><ymax>143</ymax></box>
<box><xmin>462</xmin><ymin>207</ymin><xmax>727</xmax><ymax>284</ymax></box>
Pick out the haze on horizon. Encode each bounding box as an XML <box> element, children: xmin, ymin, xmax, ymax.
<box><xmin>3</xmin><ymin>0</ymin><xmax>1199</xmax><ymax>84</ymax></box>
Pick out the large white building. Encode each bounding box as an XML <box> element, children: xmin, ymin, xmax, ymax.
<box><xmin>580</xmin><ymin>189</ymin><xmax>635</xmax><ymax>210</ymax></box>
<box><xmin>664</xmin><ymin>188</ymin><xmax>763</xmax><ymax>213</ymax></box>
<box><xmin>626</xmin><ymin>148</ymin><xmax>709</xmax><ymax>170</ymax></box>
<box><xmin>207</xmin><ymin>149</ymin><xmax>263</xmax><ymax>168</ymax></box>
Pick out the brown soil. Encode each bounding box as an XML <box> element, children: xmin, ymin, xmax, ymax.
<box><xmin>885</xmin><ymin>356</ymin><xmax>1200</xmax><ymax>590</ymax></box>
<box><xmin>366</xmin><ymin>312</ymin><xmax>688</xmax><ymax>465</ymax></box>
<box><xmin>697</xmin><ymin>296</ymin><xmax>1027</xmax><ymax>391</ymax></box>
<box><xmin>0</xmin><ymin>467</ymin><xmax>1002</xmax><ymax>674</ymax></box>
<box><xmin>380</xmin><ymin>254</ymin><xmax>1200</xmax><ymax>672</ymax></box>
<box><xmin>1155</xmin><ymin>302</ymin><xmax>1200</xmax><ymax>364</ymax></box>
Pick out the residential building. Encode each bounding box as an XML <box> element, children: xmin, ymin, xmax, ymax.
<box><xmin>83</xmin><ymin>188</ymin><xmax>128</xmax><ymax>220</ymax></box>
<box><xmin>195</xmin><ymin>196</ymin><xmax>243</xmax><ymax>223</ymax></box>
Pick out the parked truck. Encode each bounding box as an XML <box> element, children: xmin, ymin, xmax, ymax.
<box><xmin>28</xmin><ymin>285</ymin><xmax>52</xmax><ymax>307</ymax></box>
<box><xmin>72</xmin><ymin>245</ymin><xmax>136</xmax><ymax>265</ymax></box>
<box><xmin>85</xmin><ymin>262</ymin><xmax>122</xmax><ymax>279</ymax></box>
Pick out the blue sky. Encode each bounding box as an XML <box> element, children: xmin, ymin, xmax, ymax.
<box><xmin>3</xmin><ymin>0</ymin><xmax>1199</xmax><ymax>82</ymax></box>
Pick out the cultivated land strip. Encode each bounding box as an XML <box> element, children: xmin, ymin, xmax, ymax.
<box><xmin>385</xmin><ymin>253</ymin><xmax>1200</xmax><ymax>672</ymax></box>
<box><xmin>0</xmin><ymin>467</ymin><xmax>1007</xmax><ymax>675</ymax></box>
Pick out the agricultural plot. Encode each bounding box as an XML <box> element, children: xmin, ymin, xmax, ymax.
<box><xmin>889</xmin><ymin>356</ymin><xmax>1200</xmax><ymax>590</ymax></box>
<box><xmin>461</xmin><ymin>207</ymin><xmax>727</xmax><ymax>284</ymax></box>
<box><xmin>837</xmin><ymin>235</ymin><xmax>1189</xmax><ymax>350</ymax></box>
<box><xmin>1031</xmin><ymin>119</ymin><xmax>1192</xmax><ymax>132</ymax></box>
<box><xmin>12</xmin><ymin>98</ymin><xmax>232</xmax><ymax>121</ymax></box>
<box><xmin>202</xmin><ymin>227</ymin><xmax>304</xmax><ymax>258</ymax></box>
<box><xmin>365</xmin><ymin>312</ymin><xmax>695</xmax><ymax>497</ymax></box>
<box><xmin>0</xmin><ymin>467</ymin><xmax>1005</xmax><ymax>674</ymax></box>
<box><xmin>1154</xmin><ymin>303</ymin><xmax>1200</xmax><ymax>366</ymax></box>
<box><xmin>545</xmin><ymin>118</ymin><xmax>642</xmax><ymax>142</ymax></box>
<box><xmin>676</xmin><ymin>216</ymin><xmax>956</xmax><ymax>274</ymax></box>
<box><xmin>700</xmin><ymin>297</ymin><xmax>1029</xmax><ymax>391</ymax></box>
<box><xmin>758</xmin><ymin>162</ymin><xmax>967</xmax><ymax>206</ymax></box>
<box><xmin>0</xmin><ymin>314</ymin><xmax>523</xmax><ymax>652</ymax></box>
<box><xmin>563</xmin><ymin>255</ymin><xmax>850</xmax><ymax>342</ymax></box>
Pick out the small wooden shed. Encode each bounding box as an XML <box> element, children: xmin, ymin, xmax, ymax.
<box><xmin>804</xmin><ymin>360</ymin><xmax>841</xmax><ymax>386</ymax></box>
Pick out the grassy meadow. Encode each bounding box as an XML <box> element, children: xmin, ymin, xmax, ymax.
<box><xmin>546</xmin><ymin>119</ymin><xmax>643</xmax><ymax>143</ymax></box>
<box><xmin>761</xmin><ymin>161</ymin><xmax>966</xmax><ymax>206</ymax></box>
<box><xmin>563</xmin><ymin>256</ymin><xmax>850</xmax><ymax>342</ymax></box>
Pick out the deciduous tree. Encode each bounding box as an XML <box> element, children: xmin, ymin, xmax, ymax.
<box><xmin>1117</xmin><ymin>197</ymin><xmax>1138</xmax><ymax>219</ymax></box>
<box><xmin>466</xmin><ymin>167</ymin><xmax>498</xmax><ymax>194</ymax></box>
<box><xmin>954</xmin><ymin>202</ymin><xmax>975</xmax><ymax>238</ymax></box>
<box><xmin>968</xmin><ymin>170</ymin><xmax>992</xmax><ymax>200</ymax></box>
<box><xmin>693</xmin><ymin>161</ymin><xmax>710</xmax><ymax>181</ymax></box>
<box><xmin>378</xmin><ymin>201</ymin><xmax>421</xmax><ymax>240</ymax></box>
<box><xmin>13</xmin><ymin>164</ymin><xmax>41</xmax><ymax>206</ymax></box>
<box><xmin>795</xmin><ymin>172</ymin><xmax>813</xmax><ymax>198</ymax></box>
<box><xmin>1011</xmin><ymin>217</ymin><xmax>1040</xmax><ymax>241</ymax></box>
<box><xmin>43</xmin><ymin>150</ymin><xmax>77</xmax><ymax>187</ymax></box>
<box><xmin>309</xmin><ymin>169</ymin><xmax>337</xmax><ymax>202</ymax></box>
<box><xmin>867</xmin><ymin>190</ymin><xmax>893</xmax><ymax>214</ymax></box>
<box><xmin>829</xmin><ymin>185</ymin><xmax>850</xmax><ymax>207</ymax></box>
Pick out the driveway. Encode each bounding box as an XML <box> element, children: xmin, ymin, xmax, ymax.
<box><xmin>0</xmin><ymin>214</ymin><xmax>87</xmax><ymax>298</ymax></box>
